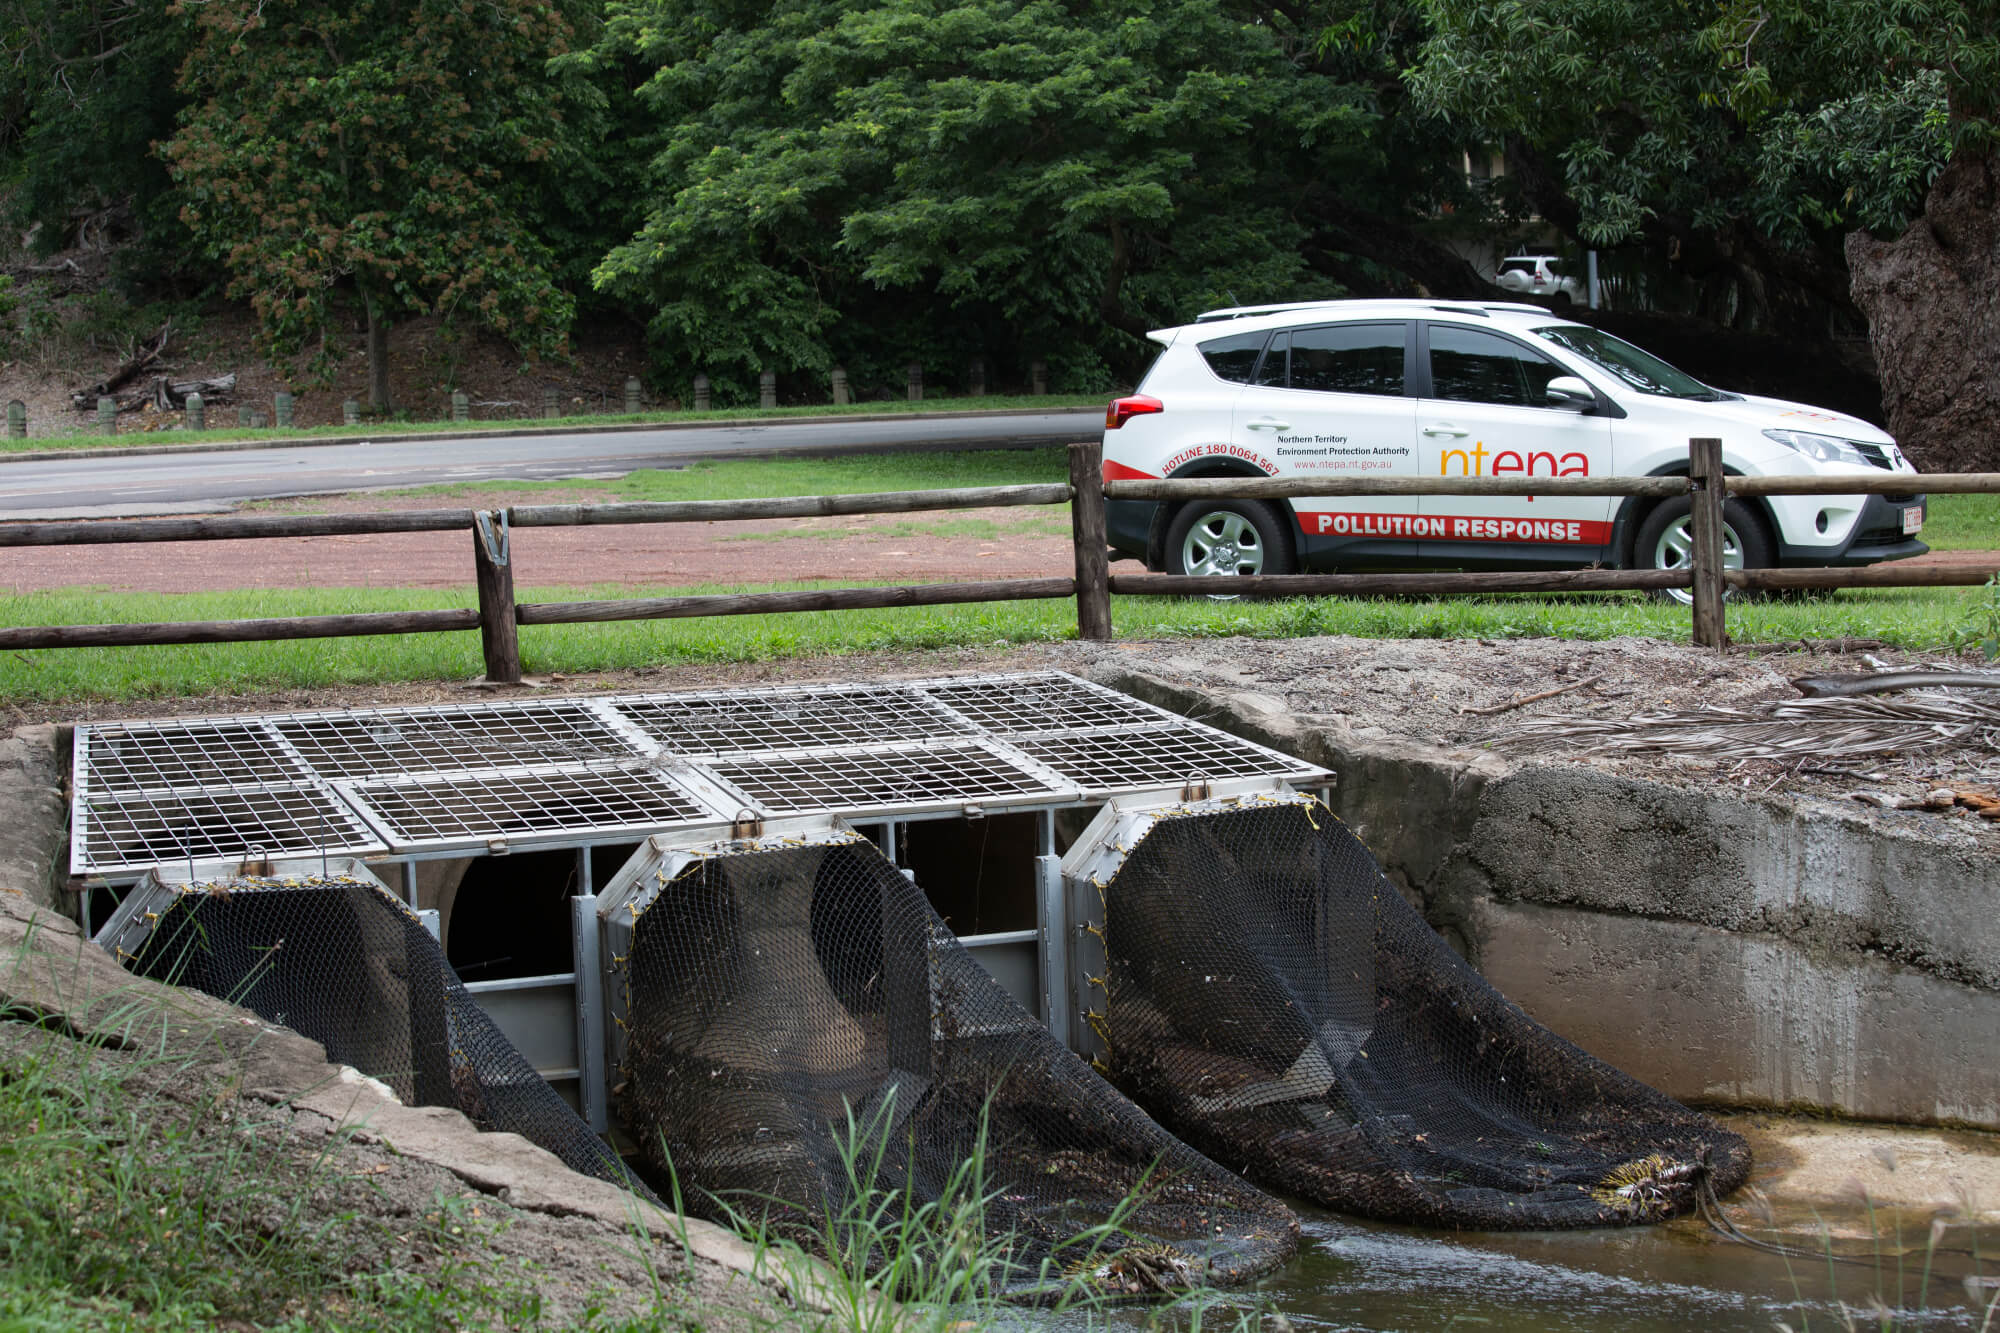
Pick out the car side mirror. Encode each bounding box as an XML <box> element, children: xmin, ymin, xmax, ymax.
<box><xmin>1544</xmin><ymin>376</ymin><xmax>1595</xmax><ymax>411</ymax></box>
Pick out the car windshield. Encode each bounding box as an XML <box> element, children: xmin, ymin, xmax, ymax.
<box><xmin>1530</xmin><ymin>325</ymin><xmax>1721</xmax><ymax>399</ymax></box>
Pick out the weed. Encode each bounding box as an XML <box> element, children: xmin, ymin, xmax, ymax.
<box><xmin>1947</xmin><ymin>574</ymin><xmax>2000</xmax><ymax>661</ymax></box>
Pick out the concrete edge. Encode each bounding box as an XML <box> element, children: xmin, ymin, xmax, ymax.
<box><xmin>0</xmin><ymin>878</ymin><xmax>876</xmax><ymax>1320</ymax></box>
<box><xmin>0</xmin><ymin>725</ymin><xmax>69</xmax><ymax>918</ymax></box>
<box><xmin>0</xmin><ymin>404</ymin><xmax>1101</xmax><ymax>465</ymax></box>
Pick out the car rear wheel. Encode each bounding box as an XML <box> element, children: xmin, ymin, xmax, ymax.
<box><xmin>1634</xmin><ymin>497</ymin><xmax>1774</xmax><ymax>604</ymax></box>
<box><xmin>1165</xmin><ymin>500</ymin><xmax>1296</xmax><ymax>596</ymax></box>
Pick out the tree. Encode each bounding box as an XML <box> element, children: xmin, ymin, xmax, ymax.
<box><xmin>0</xmin><ymin>0</ymin><xmax>196</xmax><ymax>271</ymax></box>
<box><xmin>1407</xmin><ymin>0</ymin><xmax>2000</xmax><ymax>468</ymax></box>
<box><xmin>1705</xmin><ymin>0</ymin><xmax>2000</xmax><ymax>471</ymax></box>
<box><xmin>589</xmin><ymin>0</ymin><xmax>1385</xmax><ymax>397</ymax></box>
<box><xmin>163</xmin><ymin>0</ymin><xmax>582</xmax><ymax>410</ymax></box>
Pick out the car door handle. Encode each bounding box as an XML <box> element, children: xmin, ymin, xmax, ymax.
<box><xmin>1423</xmin><ymin>423</ymin><xmax>1470</xmax><ymax>438</ymax></box>
<box><xmin>1246</xmin><ymin>418</ymin><xmax>1290</xmax><ymax>431</ymax></box>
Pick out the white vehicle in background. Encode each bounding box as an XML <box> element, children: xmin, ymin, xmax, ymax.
<box><xmin>1100</xmin><ymin>299</ymin><xmax>1926</xmax><ymax>602</ymax></box>
<box><xmin>1495</xmin><ymin>255</ymin><xmax>1584</xmax><ymax>307</ymax></box>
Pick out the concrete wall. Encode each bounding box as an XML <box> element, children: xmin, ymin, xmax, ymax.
<box><xmin>0</xmin><ymin>725</ymin><xmax>69</xmax><ymax>918</ymax></box>
<box><xmin>1094</xmin><ymin>664</ymin><xmax>2000</xmax><ymax>1130</ymax></box>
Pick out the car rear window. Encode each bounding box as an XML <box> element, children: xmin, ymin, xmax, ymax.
<box><xmin>1197</xmin><ymin>330</ymin><xmax>1269</xmax><ymax>383</ymax></box>
<box><xmin>1498</xmin><ymin>259</ymin><xmax>1537</xmax><ymax>275</ymax></box>
<box><xmin>1279</xmin><ymin>323</ymin><xmax>1405</xmax><ymax>396</ymax></box>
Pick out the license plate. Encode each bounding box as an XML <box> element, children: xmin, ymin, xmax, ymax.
<box><xmin>1902</xmin><ymin>505</ymin><xmax>1924</xmax><ymax>535</ymax></box>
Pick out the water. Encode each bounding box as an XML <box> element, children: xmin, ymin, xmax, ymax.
<box><xmin>1192</xmin><ymin>1206</ymin><xmax>2000</xmax><ymax>1332</ymax></box>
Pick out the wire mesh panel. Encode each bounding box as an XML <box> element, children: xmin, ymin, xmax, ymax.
<box><xmin>607</xmin><ymin>830</ymin><xmax>1297</xmax><ymax>1300</ymax></box>
<box><xmin>70</xmin><ymin>672</ymin><xmax>1332</xmax><ymax>876</ymax></box>
<box><xmin>921</xmin><ymin>675</ymin><xmax>1174</xmax><ymax>735</ymax></box>
<box><xmin>112</xmin><ymin>868</ymin><xmax>644</xmax><ymax>1196</ymax></box>
<box><xmin>80</xmin><ymin>720</ymin><xmax>312</xmax><ymax>791</ymax></box>
<box><xmin>1016</xmin><ymin>729</ymin><xmax>1306</xmax><ymax>789</ymax></box>
<box><xmin>1086</xmin><ymin>800</ymin><xmax>1751</xmax><ymax>1229</ymax></box>
<box><xmin>76</xmin><ymin>787</ymin><xmax>382</xmax><ymax>869</ymax></box>
<box><xmin>276</xmin><ymin>703</ymin><xmax>643</xmax><ymax>777</ymax></box>
<box><xmin>618</xmin><ymin>686</ymin><xmax>964</xmax><ymax>755</ymax></box>
<box><xmin>341</xmin><ymin>765</ymin><xmax>713</xmax><ymax>848</ymax></box>
<box><xmin>707</xmin><ymin>742</ymin><xmax>1062</xmax><ymax>815</ymax></box>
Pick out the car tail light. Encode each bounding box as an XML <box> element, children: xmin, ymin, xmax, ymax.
<box><xmin>1106</xmin><ymin>394</ymin><xmax>1164</xmax><ymax>430</ymax></box>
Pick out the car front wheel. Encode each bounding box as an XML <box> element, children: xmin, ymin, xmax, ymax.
<box><xmin>1634</xmin><ymin>497</ymin><xmax>1774</xmax><ymax>604</ymax></box>
<box><xmin>1165</xmin><ymin>500</ymin><xmax>1297</xmax><ymax>592</ymax></box>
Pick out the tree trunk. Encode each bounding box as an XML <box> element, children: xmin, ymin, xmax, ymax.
<box><xmin>1847</xmin><ymin>148</ymin><xmax>2000</xmax><ymax>472</ymax></box>
<box><xmin>363</xmin><ymin>294</ymin><xmax>393</xmax><ymax>414</ymax></box>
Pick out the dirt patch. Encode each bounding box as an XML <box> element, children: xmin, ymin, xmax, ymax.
<box><xmin>0</xmin><ymin>495</ymin><xmax>1077</xmax><ymax>594</ymax></box>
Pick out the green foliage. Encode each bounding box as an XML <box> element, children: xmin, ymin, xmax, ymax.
<box><xmin>1408</xmin><ymin>0</ymin><xmax>1993</xmax><ymax>256</ymax></box>
<box><xmin>0</xmin><ymin>275</ymin><xmax>16</xmax><ymax>357</ymax></box>
<box><xmin>1949</xmin><ymin>574</ymin><xmax>2000</xmax><ymax>661</ymax></box>
<box><xmin>589</xmin><ymin>0</ymin><xmax>1377</xmax><ymax>396</ymax></box>
<box><xmin>163</xmin><ymin>0</ymin><xmax>584</xmax><ymax>382</ymax></box>
<box><xmin>0</xmin><ymin>0</ymin><xmax>197</xmax><ymax>269</ymax></box>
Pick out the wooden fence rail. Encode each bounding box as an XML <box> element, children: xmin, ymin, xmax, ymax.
<box><xmin>1</xmin><ymin>438</ymin><xmax>1997</xmax><ymax>673</ymax></box>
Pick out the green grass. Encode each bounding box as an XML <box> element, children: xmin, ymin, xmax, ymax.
<box><xmin>0</xmin><ymin>394</ymin><xmax>1103</xmax><ymax>455</ymax></box>
<box><xmin>1</xmin><ymin>580</ymin><xmax>1982</xmax><ymax>703</ymax></box>
<box><xmin>0</xmin><ymin>992</ymin><xmax>655</xmax><ymax>1331</ymax></box>
<box><xmin>327</xmin><ymin>444</ymin><xmax>1077</xmax><ymax>507</ymax></box>
<box><xmin>1916</xmin><ymin>492</ymin><xmax>2000</xmax><ymax>551</ymax></box>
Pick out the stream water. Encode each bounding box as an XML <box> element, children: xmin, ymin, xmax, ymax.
<box><xmin>1193</xmin><ymin>1205</ymin><xmax>2000</xmax><ymax>1332</ymax></box>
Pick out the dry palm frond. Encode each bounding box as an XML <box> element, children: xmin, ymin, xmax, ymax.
<box><xmin>1497</xmin><ymin>691</ymin><xmax>2000</xmax><ymax>762</ymax></box>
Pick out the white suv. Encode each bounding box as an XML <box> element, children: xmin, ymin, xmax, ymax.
<box><xmin>1495</xmin><ymin>255</ymin><xmax>1584</xmax><ymax>306</ymax></box>
<box><xmin>1101</xmin><ymin>300</ymin><xmax>1926</xmax><ymax>598</ymax></box>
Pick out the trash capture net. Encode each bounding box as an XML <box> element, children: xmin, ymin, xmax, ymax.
<box><xmin>610</xmin><ymin>831</ymin><xmax>1298</xmax><ymax>1299</ymax></box>
<box><xmin>116</xmin><ymin>871</ymin><xmax>641</xmax><ymax>1194</ymax></box>
<box><xmin>1095</xmin><ymin>800</ymin><xmax>1751</xmax><ymax>1229</ymax></box>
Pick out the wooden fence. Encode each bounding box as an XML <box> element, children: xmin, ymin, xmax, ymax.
<box><xmin>1</xmin><ymin>439</ymin><xmax>1996</xmax><ymax>679</ymax></box>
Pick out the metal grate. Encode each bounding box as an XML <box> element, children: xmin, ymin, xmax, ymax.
<box><xmin>707</xmin><ymin>742</ymin><xmax>1061</xmax><ymax>814</ymax></box>
<box><xmin>922</xmin><ymin>675</ymin><xmax>1171</xmax><ymax>735</ymax></box>
<box><xmin>1014</xmin><ymin>729</ymin><xmax>1302</xmax><ymax>788</ymax></box>
<box><xmin>621</xmin><ymin>686</ymin><xmax>962</xmax><ymax>755</ymax></box>
<box><xmin>77</xmin><ymin>787</ymin><xmax>382</xmax><ymax>867</ymax></box>
<box><xmin>83</xmin><ymin>721</ymin><xmax>310</xmax><ymax>791</ymax></box>
<box><xmin>341</xmin><ymin>765</ymin><xmax>713</xmax><ymax>847</ymax></box>
<box><xmin>276</xmin><ymin>703</ymin><xmax>640</xmax><ymax>777</ymax></box>
<box><xmin>70</xmin><ymin>672</ymin><xmax>1329</xmax><ymax>877</ymax></box>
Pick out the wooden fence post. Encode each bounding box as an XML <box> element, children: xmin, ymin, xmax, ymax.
<box><xmin>831</xmin><ymin>366</ymin><xmax>850</xmax><ymax>406</ymax></box>
<box><xmin>8</xmin><ymin>400</ymin><xmax>27</xmax><ymax>438</ymax></box>
<box><xmin>906</xmin><ymin>362</ymin><xmax>923</xmax><ymax>402</ymax></box>
<box><xmin>541</xmin><ymin>388</ymin><xmax>559</xmax><ymax>419</ymax></box>
<box><xmin>96</xmin><ymin>396</ymin><xmax>116</xmax><ymax>433</ymax></box>
<box><xmin>451</xmin><ymin>390</ymin><xmax>470</xmax><ymax>423</ymax></box>
<box><xmin>1688</xmin><ymin>436</ymin><xmax>1726</xmax><ymax>649</ymax></box>
<box><xmin>1069</xmin><ymin>440</ymin><xmax>1112</xmax><ymax>641</ymax></box>
<box><xmin>624</xmin><ymin>377</ymin><xmax>642</xmax><ymax>415</ymax></box>
<box><xmin>273</xmin><ymin>391</ymin><xmax>294</xmax><ymax>429</ymax></box>
<box><xmin>692</xmin><ymin>374</ymin><xmax>711</xmax><ymax>411</ymax></box>
<box><xmin>185</xmin><ymin>393</ymin><xmax>204</xmax><ymax>430</ymax></box>
<box><xmin>759</xmin><ymin>370</ymin><xmax>777</xmax><ymax>409</ymax></box>
<box><xmin>473</xmin><ymin>509</ymin><xmax>522</xmax><ymax>683</ymax></box>
<box><xmin>968</xmin><ymin>357</ymin><xmax>986</xmax><ymax>398</ymax></box>
<box><xmin>1030</xmin><ymin>360</ymin><xmax>1048</xmax><ymax>395</ymax></box>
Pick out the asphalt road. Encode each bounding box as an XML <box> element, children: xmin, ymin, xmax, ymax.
<box><xmin>0</xmin><ymin>410</ymin><xmax>1100</xmax><ymax>519</ymax></box>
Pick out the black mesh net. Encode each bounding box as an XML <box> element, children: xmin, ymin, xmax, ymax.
<box><xmin>119</xmin><ymin>873</ymin><xmax>644</xmax><ymax>1196</ymax></box>
<box><xmin>613</xmin><ymin>834</ymin><xmax>1299</xmax><ymax>1299</ymax></box>
<box><xmin>1096</xmin><ymin>801</ymin><xmax>1751</xmax><ymax>1229</ymax></box>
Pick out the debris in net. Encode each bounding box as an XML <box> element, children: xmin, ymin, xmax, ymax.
<box><xmin>1095</xmin><ymin>800</ymin><xmax>1749</xmax><ymax>1229</ymax></box>
<box><xmin>608</xmin><ymin>831</ymin><xmax>1297</xmax><ymax>1300</ymax></box>
<box><xmin>111</xmin><ymin>871</ymin><xmax>648</xmax><ymax>1198</ymax></box>
<box><xmin>1497</xmin><ymin>693</ymin><xmax>2000</xmax><ymax>762</ymax></box>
